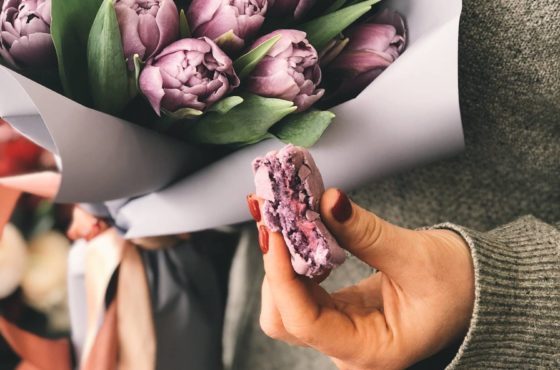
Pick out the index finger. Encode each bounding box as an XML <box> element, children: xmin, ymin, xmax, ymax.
<box><xmin>259</xmin><ymin>216</ymin><xmax>363</xmax><ymax>360</ymax></box>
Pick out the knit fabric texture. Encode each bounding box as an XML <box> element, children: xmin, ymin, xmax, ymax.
<box><xmin>437</xmin><ymin>217</ymin><xmax>560</xmax><ymax>369</ymax></box>
<box><xmin>228</xmin><ymin>0</ymin><xmax>560</xmax><ymax>369</ymax></box>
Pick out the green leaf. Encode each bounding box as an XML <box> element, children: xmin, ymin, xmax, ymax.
<box><xmin>163</xmin><ymin>107</ymin><xmax>204</xmax><ymax>120</ymax></box>
<box><xmin>128</xmin><ymin>54</ymin><xmax>143</xmax><ymax>98</ymax></box>
<box><xmin>186</xmin><ymin>94</ymin><xmax>297</xmax><ymax>145</ymax></box>
<box><xmin>299</xmin><ymin>0</ymin><xmax>380</xmax><ymax>51</ymax></box>
<box><xmin>271</xmin><ymin>110</ymin><xmax>335</xmax><ymax>148</ymax></box>
<box><xmin>233</xmin><ymin>34</ymin><xmax>281</xmax><ymax>80</ymax></box>
<box><xmin>207</xmin><ymin>96</ymin><xmax>244</xmax><ymax>114</ymax></box>
<box><xmin>88</xmin><ymin>0</ymin><xmax>129</xmax><ymax>114</ymax></box>
<box><xmin>179</xmin><ymin>9</ymin><xmax>191</xmax><ymax>38</ymax></box>
<box><xmin>133</xmin><ymin>55</ymin><xmax>143</xmax><ymax>82</ymax></box>
<box><xmin>51</xmin><ymin>0</ymin><xmax>103</xmax><ymax>105</ymax></box>
<box><xmin>319</xmin><ymin>37</ymin><xmax>350</xmax><ymax>66</ymax></box>
<box><xmin>215</xmin><ymin>29</ymin><xmax>237</xmax><ymax>50</ymax></box>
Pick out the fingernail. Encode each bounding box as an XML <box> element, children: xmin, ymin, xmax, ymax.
<box><xmin>247</xmin><ymin>195</ymin><xmax>261</xmax><ymax>222</ymax></box>
<box><xmin>258</xmin><ymin>225</ymin><xmax>269</xmax><ymax>254</ymax></box>
<box><xmin>332</xmin><ymin>189</ymin><xmax>352</xmax><ymax>223</ymax></box>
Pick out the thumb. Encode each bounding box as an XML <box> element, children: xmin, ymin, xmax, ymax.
<box><xmin>321</xmin><ymin>189</ymin><xmax>424</xmax><ymax>279</ymax></box>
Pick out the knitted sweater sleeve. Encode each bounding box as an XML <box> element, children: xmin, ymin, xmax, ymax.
<box><xmin>427</xmin><ymin>216</ymin><xmax>560</xmax><ymax>369</ymax></box>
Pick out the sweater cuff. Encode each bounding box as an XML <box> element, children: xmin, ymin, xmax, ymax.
<box><xmin>434</xmin><ymin>216</ymin><xmax>560</xmax><ymax>369</ymax></box>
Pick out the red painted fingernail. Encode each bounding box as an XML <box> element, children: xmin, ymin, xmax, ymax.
<box><xmin>258</xmin><ymin>225</ymin><xmax>269</xmax><ymax>254</ymax></box>
<box><xmin>247</xmin><ymin>195</ymin><xmax>261</xmax><ymax>222</ymax></box>
<box><xmin>332</xmin><ymin>189</ymin><xmax>352</xmax><ymax>223</ymax></box>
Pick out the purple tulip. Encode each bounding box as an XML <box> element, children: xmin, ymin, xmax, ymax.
<box><xmin>115</xmin><ymin>0</ymin><xmax>179</xmax><ymax>69</ymax></box>
<box><xmin>0</xmin><ymin>0</ymin><xmax>55</xmax><ymax>68</ymax></box>
<box><xmin>139</xmin><ymin>37</ymin><xmax>240</xmax><ymax>115</ymax></box>
<box><xmin>326</xmin><ymin>10</ymin><xmax>407</xmax><ymax>105</ymax></box>
<box><xmin>246</xmin><ymin>29</ymin><xmax>324</xmax><ymax>112</ymax></box>
<box><xmin>268</xmin><ymin>0</ymin><xmax>315</xmax><ymax>19</ymax></box>
<box><xmin>187</xmin><ymin>0</ymin><xmax>268</xmax><ymax>53</ymax></box>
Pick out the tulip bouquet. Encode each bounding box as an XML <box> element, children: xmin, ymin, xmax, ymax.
<box><xmin>0</xmin><ymin>0</ymin><xmax>406</xmax><ymax>147</ymax></box>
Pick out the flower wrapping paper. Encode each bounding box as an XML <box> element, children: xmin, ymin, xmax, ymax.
<box><xmin>0</xmin><ymin>0</ymin><xmax>463</xmax><ymax>238</ymax></box>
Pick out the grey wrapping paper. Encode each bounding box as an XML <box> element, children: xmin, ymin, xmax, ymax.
<box><xmin>0</xmin><ymin>67</ymin><xmax>203</xmax><ymax>203</ymax></box>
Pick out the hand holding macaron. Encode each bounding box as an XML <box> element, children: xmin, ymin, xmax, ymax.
<box><xmin>248</xmin><ymin>146</ymin><xmax>476</xmax><ymax>369</ymax></box>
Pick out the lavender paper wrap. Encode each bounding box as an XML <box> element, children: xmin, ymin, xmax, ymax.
<box><xmin>0</xmin><ymin>65</ymin><xmax>204</xmax><ymax>203</ymax></box>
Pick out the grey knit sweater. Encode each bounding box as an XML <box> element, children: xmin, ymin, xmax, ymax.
<box><xmin>226</xmin><ymin>0</ymin><xmax>560</xmax><ymax>369</ymax></box>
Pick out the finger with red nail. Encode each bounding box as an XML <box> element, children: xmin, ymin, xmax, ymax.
<box><xmin>254</xmin><ymin>188</ymin><xmax>475</xmax><ymax>369</ymax></box>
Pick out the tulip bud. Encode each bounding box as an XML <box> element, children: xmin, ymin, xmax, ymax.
<box><xmin>115</xmin><ymin>0</ymin><xmax>179</xmax><ymax>69</ymax></box>
<box><xmin>139</xmin><ymin>37</ymin><xmax>240</xmax><ymax>115</ymax></box>
<box><xmin>268</xmin><ymin>0</ymin><xmax>315</xmax><ymax>20</ymax></box>
<box><xmin>187</xmin><ymin>0</ymin><xmax>268</xmax><ymax>53</ymax></box>
<box><xmin>0</xmin><ymin>0</ymin><xmax>55</xmax><ymax>68</ymax></box>
<box><xmin>246</xmin><ymin>29</ymin><xmax>324</xmax><ymax>112</ymax></box>
<box><xmin>325</xmin><ymin>10</ymin><xmax>407</xmax><ymax>105</ymax></box>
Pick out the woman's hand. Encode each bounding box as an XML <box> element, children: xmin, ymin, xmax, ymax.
<box><xmin>250</xmin><ymin>189</ymin><xmax>475</xmax><ymax>370</ymax></box>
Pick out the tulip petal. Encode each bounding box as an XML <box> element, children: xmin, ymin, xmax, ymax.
<box><xmin>9</xmin><ymin>33</ymin><xmax>55</xmax><ymax>67</ymax></box>
<box><xmin>22</xmin><ymin>18</ymin><xmax>50</xmax><ymax>35</ymax></box>
<box><xmin>370</xmin><ymin>9</ymin><xmax>407</xmax><ymax>45</ymax></box>
<box><xmin>196</xmin><ymin>5</ymin><xmax>238</xmax><ymax>41</ymax></box>
<box><xmin>251</xmin><ymin>29</ymin><xmax>307</xmax><ymax>58</ymax></box>
<box><xmin>38</xmin><ymin>1</ymin><xmax>52</xmax><ymax>24</ymax></box>
<box><xmin>248</xmin><ymin>59</ymin><xmax>300</xmax><ymax>101</ymax></box>
<box><xmin>138</xmin><ymin>13</ymin><xmax>160</xmax><ymax>58</ymax></box>
<box><xmin>115</xmin><ymin>4</ymin><xmax>146</xmax><ymax>61</ymax></box>
<box><xmin>0</xmin><ymin>46</ymin><xmax>17</xmax><ymax>67</ymax></box>
<box><xmin>346</xmin><ymin>23</ymin><xmax>398</xmax><ymax>54</ymax></box>
<box><xmin>187</xmin><ymin>0</ymin><xmax>223</xmax><ymax>31</ymax></box>
<box><xmin>158</xmin><ymin>38</ymin><xmax>211</xmax><ymax>57</ymax></box>
<box><xmin>293</xmin><ymin>88</ymin><xmax>324</xmax><ymax>112</ymax></box>
<box><xmin>330</xmin><ymin>50</ymin><xmax>392</xmax><ymax>75</ymax></box>
<box><xmin>139</xmin><ymin>65</ymin><xmax>165</xmax><ymax>115</ymax></box>
<box><xmin>162</xmin><ymin>88</ymin><xmax>206</xmax><ymax>111</ymax></box>
<box><xmin>154</xmin><ymin>0</ymin><xmax>179</xmax><ymax>56</ymax></box>
<box><xmin>1</xmin><ymin>31</ymin><xmax>17</xmax><ymax>47</ymax></box>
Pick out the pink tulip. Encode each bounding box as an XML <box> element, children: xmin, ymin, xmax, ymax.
<box><xmin>246</xmin><ymin>29</ymin><xmax>324</xmax><ymax>112</ymax></box>
<box><xmin>115</xmin><ymin>0</ymin><xmax>179</xmax><ymax>69</ymax></box>
<box><xmin>187</xmin><ymin>0</ymin><xmax>268</xmax><ymax>53</ymax></box>
<box><xmin>0</xmin><ymin>0</ymin><xmax>55</xmax><ymax>68</ymax></box>
<box><xmin>139</xmin><ymin>37</ymin><xmax>240</xmax><ymax>115</ymax></box>
<box><xmin>326</xmin><ymin>10</ymin><xmax>407</xmax><ymax>105</ymax></box>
